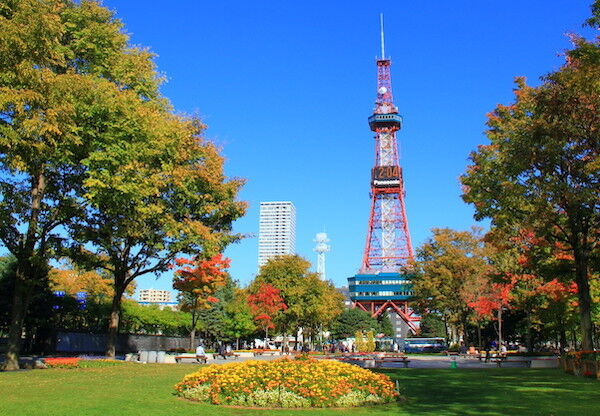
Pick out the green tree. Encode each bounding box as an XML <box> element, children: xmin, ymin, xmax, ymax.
<box><xmin>330</xmin><ymin>308</ymin><xmax>379</xmax><ymax>339</ymax></box>
<box><xmin>0</xmin><ymin>256</ymin><xmax>17</xmax><ymax>333</ymax></box>
<box><xmin>412</xmin><ymin>228</ymin><xmax>490</xmax><ymax>344</ymax></box>
<box><xmin>0</xmin><ymin>0</ymin><xmax>126</xmax><ymax>370</ymax></box>
<box><xmin>73</xmin><ymin>99</ymin><xmax>245</xmax><ymax>357</ymax></box>
<box><xmin>224</xmin><ymin>288</ymin><xmax>256</xmax><ymax>349</ymax></box>
<box><xmin>253</xmin><ymin>255</ymin><xmax>343</xmax><ymax>344</ymax></box>
<box><xmin>377</xmin><ymin>312</ymin><xmax>395</xmax><ymax>337</ymax></box>
<box><xmin>0</xmin><ymin>0</ymin><xmax>214</xmax><ymax>369</ymax></box>
<box><xmin>193</xmin><ymin>277</ymin><xmax>238</xmax><ymax>346</ymax></box>
<box><xmin>418</xmin><ymin>313</ymin><xmax>447</xmax><ymax>338</ymax></box>
<box><xmin>120</xmin><ymin>301</ymin><xmax>189</xmax><ymax>337</ymax></box>
<box><xmin>460</xmin><ymin>19</ymin><xmax>600</xmax><ymax>349</ymax></box>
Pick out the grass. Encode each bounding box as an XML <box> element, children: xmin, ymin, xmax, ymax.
<box><xmin>0</xmin><ymin>363</ymin><xmax>599</xmax><ymax>415</ymax></box>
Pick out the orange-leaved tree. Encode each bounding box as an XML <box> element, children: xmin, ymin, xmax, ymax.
<box><xmin>247</xmin><ymin>283</ymin><xmax>287</xmax><ymax>348</ymax></box>
<box><xmin>173</xmin><ymin>253</ymin><xmax>230</xmax><ymax>349</ymax></box>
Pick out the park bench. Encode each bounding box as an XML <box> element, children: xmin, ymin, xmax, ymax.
<box><xmin>175</xmin><ymin>355</ymin><xmax>207</xmax><ymax>364</ymax></box>
<box><xmin>466</xmin><ymin>349</ymin><xmax>479</xmax><ymax>358</ymax></box>
<box><xmin>383</xmin><ymin>354</ymin><xmax>408</xmax><ymax>359</ymax></box>
<box><xmin>375</xmin><ymin>358</ymin><xmax>411</xmax><ymax>368</ymax></box>
<box><xmin>212</xmin><ymin>352</ymin><xmax>240</xmax><ymax>359</ymax></box>
<box><xmin>252</xmin><ymin>349</ymin><xmax>278</xmax><ymax>356</ymax></box>
<box><xmin>478</xmin><ymin>353</ymin><xmax>502</xmax><ymax>362</ymax></box>
<box><xmin>491</xmin><ymin>357</ymin><xmax>532</xmax><ymax>368</ymax></box>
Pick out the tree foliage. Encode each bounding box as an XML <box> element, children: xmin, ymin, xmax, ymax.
<box><xmin>411</xmin><ymin>228</ymin><xmax>490</xmax><ymax>343</ymax></box>
<box><xmin>223</xmin><ymin>287</ymin><xmax>256</xmax><ymax>347</ymax></box>
<box><xmin>248</xmin><ymin>283</ymin><xmax>286</xmax><ymax>341</ymax></box>
<box><xmin>252</xmin><ymin>255</ymin><xmax>343</xmax><ymax>340</ymax></box>
<box><xmin>330</xmin><ymin>308</ymin><xmax>383</xmax><ymax>340</ymax></box>
<box><xmin>418</xmin><ymin>313</ymin><xmax>447</xmax><ymax>338</ymax></box>
<box><xmin>173</xmin><ymin>253</ymin><xmax>230</xmax><ymax>348</ymax></box>
<box><xmin>0</xmin><ymin>0</ymin><xmax>246</xmax><ymax>366</ymax></box>
<box><xmin>49</xmin><ymin>262</ymin><xmax>134</xmax><ymax>300</ymax></box>
<box><xmin>461</xmin><ymin>27</ymin><xmax>600</xmax><ymax>349</ymax></box>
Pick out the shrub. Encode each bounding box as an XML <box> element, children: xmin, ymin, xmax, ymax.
<box><xmin>175</xmin><ymin>356</ymin><xmax>399</xmax><ymax>408</ymax></box>
<box><xmin>365</xmin><ymin>331</ymin><xmax>376</xmax><ymax>352</ymax></box>
<box><xmin>79</xmin><ymin>359</ymin><xmax>125</xmax><ymax>368</ymax></box>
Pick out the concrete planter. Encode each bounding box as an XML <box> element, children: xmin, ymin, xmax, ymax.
<box><xmin>529</xmin><ymin>358</ymin><xmax>559</xmax><ymax>368</ymax></box>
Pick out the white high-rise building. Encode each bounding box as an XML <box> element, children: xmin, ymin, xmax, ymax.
<box><xmin>258</xmin><ymin>201</ymin><xmax>296</xmax><ymax>268</ymax></box>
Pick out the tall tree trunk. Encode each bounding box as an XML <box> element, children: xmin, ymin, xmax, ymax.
<box><xmin>497</xmin><ymin>305</ymin><xmax>503</xmax><ymax>347</ymax></box>
<box><xmin>524</xmin><ymin>311</ymin><xmax>533</xmax><ymax>353</ymax></box>
<box><xmin>4</xmin><ymin>171</ymin><xmax>46</xmax><ymax>371</ymax></box>
<box><xmin>189</xmin><ymin>328</ymin><xmax>196</xmax><ymax>350</ymax></box>
<box><xmin>559</xmin><ymin>327</ymin><xmax>567</xmax><ymax>354</ymax></box>
<box><xmin>443</xmin><ymin>317</ymin><xmax>450</xmax><ymax>344</ymax></box>
<box><xmin>573</xmin><ymin>246</ymin><xmax>594</xmax><ymax>350</ymax></box>
<box><xmin>4</xmin><ymin>267</ymin><xmax>30</xmax><ymax>371</ymax></box>
<box><xmin>106</xmin><ymin>288</ymin><xmax>124</xmax><ymax>358</ymax></box>
<box><xmin>477</xmin><ymin>323</ymin><xmax>482</xmax><ymax>348</ymax></box>
<box><xmin>265</xmin><ymin>326</ymin><xmax>269</xmax><ymax>348</ymax></box>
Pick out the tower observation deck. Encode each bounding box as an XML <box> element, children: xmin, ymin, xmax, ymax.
<box><xmin>348</xmin><ymin>15</ymin><xmax>419</xmax><ymax>335</ymax></box>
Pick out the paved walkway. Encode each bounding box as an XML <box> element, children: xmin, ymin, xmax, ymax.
<box><xmin>193</xmin><ymin>354</ymin><xmax>555</xmax><ymax>369</ymax></box>
<box><xmin>6</xmin><ymin>353</ymin><xmax>556</xmax><ymax>369</ymax></box>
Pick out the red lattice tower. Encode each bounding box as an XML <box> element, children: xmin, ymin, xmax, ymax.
<box><xmin>349</xmin><ymin>18</ymin><xmax>419</xmax><ymax>334</ymax></box>
<box><xmin>361</xmin><ymin>45</ymin><xmax>414</xmax><ymax>272</ymax></box>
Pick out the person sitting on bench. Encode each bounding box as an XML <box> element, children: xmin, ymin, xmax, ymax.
<box><xmin>458</xmin><ymin>342</ymin><xmax>467</xmax><ymax>357</ymax></box>
<box><xmin>499</xmin><ymin>342</ymin><xmax>508</xmax><ymax>358</ymax></box>
<box><xmin>218</xmin><ymin>344</ymin><xmax>228</xmax><ymax>359</ymax></box>
<box><xmin>195</xmin><ymin>344</ymin><xmax>207</xmax><ymax>363</ymax></box>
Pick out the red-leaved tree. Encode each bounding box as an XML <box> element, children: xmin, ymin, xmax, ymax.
<box><xmin>247</xmin><ymin>283</ymin><xmax>287</xmax><ymax>348</ymax></box>
<box><xmin>173</xmin><ymin>253</ymin><xmax>230</xmax><ymax>348</ymax></box>
<box><xmin>468</xmin><ymin>282</ymin><xmax>513</xmax><ymax>347</ymax></box>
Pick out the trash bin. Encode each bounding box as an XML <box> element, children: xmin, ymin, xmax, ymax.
<box><xmin>450</xmin><ymin>361</ymin><xmax>458</xmax><ymax>369</ymax></box>
<box><xmin>147</xmin><ymin>351</ymin><xmax>157</xmax><ymax>363</ymax></box>
<box><xmin>139</xmin><ymin>350</ymin><xmax>148</xmax><ymax>363</ymax></box>
<box><xmin>156</xmin><ymin>351</ymin><xmax>166</xmax><ymax>364</ymax></box>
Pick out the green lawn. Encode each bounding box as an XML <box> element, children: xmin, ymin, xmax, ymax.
<box><xmin>0</xmin><ymin>364</ymin><xmax>598</xmax><ymax>416</ymax></box>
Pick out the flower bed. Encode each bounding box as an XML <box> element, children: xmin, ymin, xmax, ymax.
<box><xmin>44</xmin><ymin>357</ymin><xmax>80</xmax><ymax>369</ymax></box>
<box><xmin>175</xmin><ymin>356</ymin><xmax>399</xmax><ymax>408</ymax></box>
<box><xmin>43</xmin><ymin>357</ymin><xmax>124</xmax><ymax>369</ymax></box>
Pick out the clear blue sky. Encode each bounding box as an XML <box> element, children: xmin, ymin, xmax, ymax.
<box><xmin>100</xmin><ymin>0</ymin><xmax>595</xmax><ymax>294</ymax></box>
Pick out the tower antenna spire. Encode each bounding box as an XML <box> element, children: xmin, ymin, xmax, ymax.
<box><xmin>380</xmin><ymin>13</ymin><xmax>385</xmax><ymax>59</ymax></box>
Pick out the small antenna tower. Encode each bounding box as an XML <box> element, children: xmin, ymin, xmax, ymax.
<box><xmin>314</xmin><ymin>233</ymin><xmax>330</xmax><ymax>280</ymax></box>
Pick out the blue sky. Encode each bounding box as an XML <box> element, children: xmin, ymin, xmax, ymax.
<box><xmin>99</xmin><ymin>0</ymin><xmax>595</xmax><ymax>294</ymax></box>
